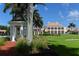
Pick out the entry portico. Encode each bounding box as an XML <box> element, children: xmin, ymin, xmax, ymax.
<box><xmin>10</xmin><ymin>21</ymin><xmax>27</xmax><ymax>41</ymax></box>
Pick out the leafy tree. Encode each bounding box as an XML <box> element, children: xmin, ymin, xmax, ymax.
<box><xmin>0</xmin><ymin>25</ymin><xmax>9</xmax><ymax>36</ymax></box>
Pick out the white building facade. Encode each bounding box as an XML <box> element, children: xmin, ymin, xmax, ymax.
<box><xmin>45</xmin><ymin>22</ymin><xmax>67</xmax><ymax>35</ymax></box>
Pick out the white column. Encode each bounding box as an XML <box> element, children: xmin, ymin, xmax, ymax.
<box><xmin>12</xmin><ymin>25</ymin><xmax>16</xmax><ymax>41</ymax></box>
<box><xmin>20</xmin><ymin>25</ymin><xmax>23</xmax><ymax>38</ymax></box>
<box><xmin>41</xmin><ymin>28</ymin><xmax>44</xmax><ymax>34</ymax></box>
<box><xmin>50</xmin><ymin>27</ymin><xmax>51</xmax><ymax>34</ymax></box>
<box><xmin>34</xmin><ymin>31</ymin><xmax>35</xmax><ymax>35</ymax></box>
<box><xmin>59</xmin><ymin>28</ymin><xmax>61</xmax><ymax>34</ymax></box>
<box><xmin>64</xmin><ymin>27</ymin><xmax>66</xmax><ymax>34</ymax></box>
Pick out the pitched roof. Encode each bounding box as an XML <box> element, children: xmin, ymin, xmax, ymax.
<box><xmin>47</xmin><ymin>22</ymin><xmax>63</xmax><ymax>27</ymax></box>
<box><xmin>11</xmin><ymin>16</ymin><xmax>25</xmax><ymax>21</ymax></box>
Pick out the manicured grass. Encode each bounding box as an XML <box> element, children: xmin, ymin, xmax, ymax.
<box><xmin>0</xmin><ymin>37</ymin><xmax>6</xmax><ymax>46</ymax></box>
<box><xmin>45</xmin><ymin>34</ymin><xmax>79</xmax><ymax>55</ymax></box>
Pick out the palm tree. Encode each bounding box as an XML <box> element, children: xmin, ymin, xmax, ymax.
<box><xmin>24</xmin><ymin>3</ymin><xmax>44</xmax><ymax>43</ymax></box>
<box><xmin>26</xmin><ymin>3</ymin><xmax>33</xmax><ymax>43</ymax></box>
<box><xmin>3</xmin><ymin>3</ymin><xmax>44</xmax><ymax>43</ymax></box>
<box><xmin>68</xmin><ymin>22</ymin><xmax>76</xmax><ymax>30</ymax></box>
<box><xmin>68</xmin><ymin>23</ymin><xmax>76</xmax><ymax>28</ymax></box>
<box><xmin>33</xmin><ymin>10</ymin><xmax>43</xmax><ymax>28</ymax></box>
<box><xmin>68</xmin><ymin>22</ymin><xmax>76</xmax><ymax>34</ymax></box>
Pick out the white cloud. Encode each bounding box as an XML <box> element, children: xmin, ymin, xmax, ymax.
<box><xmin>59</xmin><ymin>11</ymin><xmax>65</xmax><ymax>19</ymax></box>
<box><xmin>59</xmin><ymin>10</ymin><xmax>79</xmax><ymax>22</ymax></box>
<box><xmin>67</xmin><ymin>10</ymin><xmax>79</xmax><ymax>21</ymax></box>
<box><xmin>44</xmin><ymin>6</ymin><xmax>48</xmax><ymax>11</ymax></box>
<box><xmin>34</xmin><ymin>5</ymin><xmax>48</xmax><ymax>11</ymax></box>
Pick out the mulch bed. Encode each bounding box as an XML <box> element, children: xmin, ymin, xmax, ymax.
<box><xmin>0</xmin><ymin>41</ymin><xmax>16</xmax><ymax>56</ymax></box>
<box><xmin>0</xmin><ymin>41</ymin><xmax>58</xmax><ymax>56</ymax></box>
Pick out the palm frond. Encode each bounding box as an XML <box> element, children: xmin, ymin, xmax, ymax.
<box><xmin>3</xmin><ymin>3</ymin><xmax>13</xmax><ymax>13</ymax></box>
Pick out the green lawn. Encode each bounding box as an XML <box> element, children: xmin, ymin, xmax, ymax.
<box><xmin>45</xmin><ymin>34</ymin><xmax>79</xmax><ymax>56</ymax></box>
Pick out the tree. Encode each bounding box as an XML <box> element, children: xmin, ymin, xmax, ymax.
<box><xmin>26</xmin><ymin>4</ymin><xmax>33</xmax><ymax>43</ymax></box>
<box><xmin>0</xmin><ymin>25</ymin><xmax>9</xmax><ymax>36</ymax></box>
<box><xmin>68</xmin><ymin>22</ymin><xmax>76</xmax><ymax>28</ymax></box>
<box><xmin>33</xmin><ymin>10</ymin><xmax>43</xmax><ymax>28</ymax></box>
<box><xmin>3</xmin><ymin>3</ymin><xmax>34</xmax><ymax>43</ymax></box>
<box><xmin>3</xmin><ymin>3</ymin><xmax>44</xmax><ymax>43</ymax></box>
<box><xmin>68</xmin><ymin>22</ymin><xmax>76</xmax><ymax>34</ymax></box>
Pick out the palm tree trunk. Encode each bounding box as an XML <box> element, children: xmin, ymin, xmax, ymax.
<box><xmin>27</xmin><ymin>3</ymin><xmax>34</xmax><ymax>43</ymax></box>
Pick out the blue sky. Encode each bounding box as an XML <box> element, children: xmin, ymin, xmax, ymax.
<box><xmin>0</xmin><ymin>4</ymin><xmax>12</xmax><ymax>26</ymax></box>
<box><xmin>1</xmin><ymin>3</ymin><xmax>79</xmax><ymax>27</ymax></box>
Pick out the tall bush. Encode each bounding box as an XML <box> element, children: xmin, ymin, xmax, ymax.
<box><xmin>15</xmin><ymin>37</ymin><xmax>30</xmax><ymax>55</ymax></box>
<box><xmin>31</xmin><ymin>36</ymin><xmax>48</xmax><ymax>53</ymax></box>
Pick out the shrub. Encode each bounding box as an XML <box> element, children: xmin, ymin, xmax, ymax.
<box><xmin>15</xmin><ymin>36</ymin><xmax>48</xmax><ymax>55</ymax></box>
<box><xmin>70</xmin><ymin>31</ymin><xmax>78</xmax><ymax>34</ymax></box>
<box><xmin>42</xmin><ymin>32</ymin><xmax>51</xmax><ymax>36</ymax></box>
<box><xmin>15</xmin><ymin>37</ymin><xmax>30</xmax><ymax>55</ymax></box>
<box><xmin>0</xmin><ymin>39</ymin><xmax>5</xmax><ymax>46</ymax></box>
<box><xmin>4</xmin><ymin>37</ymin><xmax>10</xmax><ymax>41</ymax></box>
<box><xmin>31</xmin><ymin>36</ymin><xmax>48</xmax><ymax>53</ymax></box>
<box><xmin>0</xmin><ymin>36</ymin><xmax>10</xmax><ymax>41</ymax></box>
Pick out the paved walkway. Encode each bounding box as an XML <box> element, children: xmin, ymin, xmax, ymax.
<box><xmin>0</xmin><ymin>41</ymin><xmax>16</xmax><ymax>56</ymax></box>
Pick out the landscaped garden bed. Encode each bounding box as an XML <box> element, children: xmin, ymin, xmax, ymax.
<box><xmin>0</xmin><ymin>36</ymin><xmax>58</xmax><ymax>56</ymax></box>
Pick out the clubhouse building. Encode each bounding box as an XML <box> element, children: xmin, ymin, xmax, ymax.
<box><xmin>44</xmin><ymin>22</ymin><xmax>67</xmax><ymax>34</ymax></box>
<box><xmin>34</xmin><ymin>22</ymin><xmax>68</xmax><ymax>35</ymax></box>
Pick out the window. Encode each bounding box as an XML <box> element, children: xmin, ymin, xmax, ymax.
<box><xmin>54</xmin><ymin>27</ymin><xmax>57</xmax><ymax>29</ymax></box>
<box><xmin>58</xmin><ymin>31</ymin><xmax>60</xmax><ymax>34</ymax></box>
<box><xmin>58</xmin><ymin>27</ymin><xmax>60</xmax><ymax>29</ymax></box>
<box><xmin>48</xmin><ymin>27</ymin><xmax>50</xmax><ymax>29</ymax></box>
<box><xmin>51</xmin><ymin>27</ymin><xmax>53</xmax><ymax>29</ymax></box>
<box><xmin>62</xmin><ymin>27</ymin><xmax>64</xmax><ymax>29</ymax></box>
<box><xmin>62</xmin><ymin>31</ymin><xmax>64</xmax><ymax>34</ymax></box>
